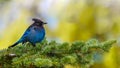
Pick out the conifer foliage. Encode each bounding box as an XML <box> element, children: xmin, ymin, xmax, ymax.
<box><xmin>0</xmin><ymin>39</ymin><xmax>116</xmax><ymax>68</ymax></box>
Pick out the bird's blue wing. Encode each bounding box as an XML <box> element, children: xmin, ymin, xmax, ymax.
<box><xmin>18</xmin><ymin>27</ymin><xmax>31</xmax><ymax>43</ymax></box>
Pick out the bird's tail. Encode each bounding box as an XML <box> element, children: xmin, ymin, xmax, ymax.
<box><xmin>8</xmin><ymin>41</ymin><xmax>19</xmax><ymax>48</ymax></box>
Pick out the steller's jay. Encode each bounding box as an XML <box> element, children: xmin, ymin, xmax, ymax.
<box><xmin>9</xmin><ymin>18</ymin><xmax>47</xmax><ymax>48</ymax></box>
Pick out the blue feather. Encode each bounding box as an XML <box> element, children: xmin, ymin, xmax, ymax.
<box><xmin>9</xmin><ymin>18</ymin><xmax>46</xmax><ymax>48</ymax></box>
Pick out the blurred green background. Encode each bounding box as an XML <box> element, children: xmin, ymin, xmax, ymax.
<box><xmin>0</xmin><ymin>0</ymin><xmax>120</xmax><ymax>68</ymax></box>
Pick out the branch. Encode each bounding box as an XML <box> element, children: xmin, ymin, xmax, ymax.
<box><xmin>0</xmin><ymin>39</ymin><xmax>116</xmax><ymax>68</ymax></box>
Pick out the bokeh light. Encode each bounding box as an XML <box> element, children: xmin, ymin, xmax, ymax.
<box><xmin>0</xmin><ymin>0</ymin><xmax>120</xmax><ymax>68</ymax></box>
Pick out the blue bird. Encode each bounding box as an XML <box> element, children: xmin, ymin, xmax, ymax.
<box><xmin>9</xmin><ymin>18</ymin><xmax>47</xmax><ymax>48</ymax></box>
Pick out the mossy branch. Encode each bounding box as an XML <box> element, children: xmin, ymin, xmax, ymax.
<box><xmin>0</xmin><ymin>39</ymin><xmax>116</xmax><ymax>68</ymax></box>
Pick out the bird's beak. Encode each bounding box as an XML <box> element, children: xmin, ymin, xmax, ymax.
<box><xmin>32</xmin><ymin>18</ymin><xmax>37</xmax><ymax>21</ymax></box>
<box><xmin>43</xmin><ymin>22</ymin><xmax>47</xmax><ymax>24</ymax></box>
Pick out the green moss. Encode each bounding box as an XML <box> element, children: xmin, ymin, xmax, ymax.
<box><xmin>0</xmin><ymin>39</ymin><xmax>116</xmax><ymax>68</ymax></box>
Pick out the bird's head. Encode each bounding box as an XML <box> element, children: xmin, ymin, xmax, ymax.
<box><xmin>32</xmin><ymin>18</ymin><xmax>47</xmax><ymax>26</ymax></box>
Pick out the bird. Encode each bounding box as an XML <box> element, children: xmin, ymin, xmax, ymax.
<box><xmin>9</xmin><ymin>18</ymin><xmax>47</xmax><ymax>48</ymax></box>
